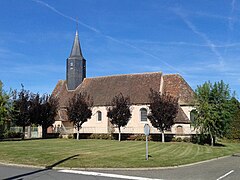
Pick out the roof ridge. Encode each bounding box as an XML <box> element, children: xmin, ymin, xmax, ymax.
<box><xmin>86</xmin><ymin>72</ymin><xmax>162</xmax><ymax>80</ymax></box>
<box><xmin>163</xmin><ymin>73</ymin><xmax>180</xmax><ymax>76</ymax></box>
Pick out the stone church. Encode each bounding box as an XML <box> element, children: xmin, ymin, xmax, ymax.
<box><xmin>52</xmin><ymin>30</ymin><xmax>195</xmax><ymax>138</ymax></box>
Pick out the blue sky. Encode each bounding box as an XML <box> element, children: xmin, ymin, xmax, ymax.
<box><xmin>0</xmin><ymin>0</ymin><xmax>239</xmax><ymax>98</ymax></box>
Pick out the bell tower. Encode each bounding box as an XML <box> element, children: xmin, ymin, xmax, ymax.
<box><xmin>66</xmin><ymin>30</ymin><xmax>86</xmax><ymax>90</ymax></box>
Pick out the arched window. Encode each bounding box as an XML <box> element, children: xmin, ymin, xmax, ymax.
<box><xmin>140</xmin><ymin>108</ymin><xmax>147</xmax><ymax>122</ymax></box>
<box><xmin>176</xmin><ymin>125</ymin><xmax>183</xmax><ymax>134</ymax></box>
<box><xmin>97</xmin><ymin>111</ymin><xmax>102</xmax><ymax>121</ymax></box>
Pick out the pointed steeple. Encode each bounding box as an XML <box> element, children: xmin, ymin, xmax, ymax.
<box><xmin>66</xmin><ymin>29</ymin><xmax>86</xmax><ymax>90</ymax></box>
<box><xmin>69</xmin><ymin>30</ymin><xmax>83</xmax><ymax>58</ymax></box>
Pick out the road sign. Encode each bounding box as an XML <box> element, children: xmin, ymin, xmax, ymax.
<box><xmin>144</xmin><ymin>124</ymin><xmax>150</xmax><ymax>160</ymax></box>
<box><xmin>144</xmin><ymin>124</ymin><xmax>150</xmax><ymax>136</ymax></box>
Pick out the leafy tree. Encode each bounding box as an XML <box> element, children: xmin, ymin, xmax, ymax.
<box><xmin>147</xmin><ymin>89</ymin><xmax>178</xmax><ymax>142</ymax></box>
<box><xmin>12</xmin><ymin>85</ymin><xmax>31</xmax><ymax>139</ymax></box>
<box><xmin>107</xmin><ymin>93</ymin><xmax>132</xmax><ymax>141</ymax></box>
<box><xmin>226</xmin><ymin>97</ymin><xmax>240</xmax><ymax>139</ymax></box>
<box><xmin>193</xmin><ymin>81</ymin><xmax>233</xmax><ymax>146</ymax></box>
<box><xmin>227</xmin><ymin>109</ymin><xmax>240</xmax><ymax>140</ymax></box>
<box><xmin>0</xmin><ymin>81</ymin><xmax>11</xmax><ymax>137</ymax></box>
<box><xmin>67</xmin><ymin>93</ymin><xmax>93</xmax><ymax>140</ymax></box>
<box><xmin>30</xmin><ymin>94</ymin><xmax>59</xmax><ymax>139</ymax></box>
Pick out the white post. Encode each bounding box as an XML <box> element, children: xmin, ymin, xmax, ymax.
<box><xmin>146</xmin><ymin>135</ymin><xmax>148</xmax><ymax>160</ymax></box>
<box><xmin>144</xmin><ymin>124</ymin><xmax>150</xmax><ymax>160</ymax></box>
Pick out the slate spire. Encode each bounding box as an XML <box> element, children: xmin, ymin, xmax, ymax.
<box><xmin>66</xmin><ymin>29</ymin><xmax>86</xmax><ymax>90</ymax></box>
<box><xmin>70</xmin><ymin>30</ymin><xmax>83</xmax><ymax>58</ymax></box>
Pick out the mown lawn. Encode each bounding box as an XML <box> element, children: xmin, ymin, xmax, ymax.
<box><xmin>0</xmin><ymin>139</ymin><xmax>239</xmax><ymax>168</ymax></box>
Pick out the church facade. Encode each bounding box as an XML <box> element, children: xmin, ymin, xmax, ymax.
<box><xmin>52</xmin><ymin>30</ymin><xmax>195</xmax><ymax>137</ymax></box>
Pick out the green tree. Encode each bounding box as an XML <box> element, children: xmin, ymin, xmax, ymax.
<box><xmin>0</xmin><ymin>81</ymin><xmax>11</xmax><ymax>137</ymax></box>
<box><xmin>12</xmin><ymin>85</ymin><xmax>31</xmax><ymax>139</ymax></box>
<box><xmin>227</xmin><ymin>109</ymin><xmax>240</xmax><ymax>140</ymax></box>
<box><xmin>67</xmin><ymin>93</ymin><xmax>93</xmax><ymax>140</ymax></box>
<box><xmin>193</xmin><ymin>81</ymin><xmax>233</xmax><ymax>146</ymax></box>
<box><xmin>147</xmin><ymin>89</ymin><xmax>178</xmax><ymax>142</ymax></box>
<box><xmin>30</xmin><ymin>94</ymin><xmax>59</xmax><ymax>138</ymax></box>
<box><xmin>107</xmin><ymin>93</ymin><xmax>132</xmax><ymax>141</ymax></box>
<box><xmin>226</xmin><ymin>97</ymin><xmax>240</xmax><ymax>139</ymax></box>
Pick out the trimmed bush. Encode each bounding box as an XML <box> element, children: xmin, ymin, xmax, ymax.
<box><xmin>176</xmin><ymin>137</ymin><xmax>182</xmax><ymax>142</ymax></box>
<box><xmin>3</xmin><ymin>131</ymin><xmax>23</xmax><ymax>138</ymax></box>
<box><xmin>68</xmin><ymin>134</ymin><xmax>74</xmax><ymax>139</ymax></box>
<box><xmin>183</xmin><ymin>137</ymin><xmax>191</xmax><ymax>143</ymax></box>
<box><xmin>89</xmin><ymin>133</ymin><xmax>113</xmax><ymax>140</ymax></box>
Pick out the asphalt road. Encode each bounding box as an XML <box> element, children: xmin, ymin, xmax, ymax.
<box><xmin>0</xmin><ymin>155</ymin><xmax>240</xmax><ymax>180</ymax></box>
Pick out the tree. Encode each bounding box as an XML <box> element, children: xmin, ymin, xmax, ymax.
<box><xmin>227</xmin><ymin>109</ymin><xmax>240</xmax><ymax>140</ymax></box>
<box><xmin>30</xmin><ymin>94</ymin><xmax>59</xmax><ymax>139</ymax></box>
<box><xmin>12</xmin><ymin>85</ymin><xmax>31</xmax><ymax>139</ymax></box>
<box><xmin>107</xmin><ymin>93</ymin><xmax>132</xmax><ymax>141</ymax></box>
<box><xmin>226</xmin><ymin>97</ymin><xmax>240</xmax><ymax>139</ymax></box>
<box><xmin>67</xmin><ymin>93</ymin><xmax>93</xmax><ymax>140</ymax></box>
<box><xmin>0</xmin><ymin>81</ymin><xmax>11</xmax><ymax>137</ymax></box>
<box><xmin>193</xmin><ymin>81</ymin><xmax>233</xmax><ymax>146</ymax></box>
<box><xmin>147</xmin><ymin>89</ymin><xmax>178</xmax><ymax>142</ymax></box>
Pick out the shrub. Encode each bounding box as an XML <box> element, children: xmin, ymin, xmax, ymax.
<box><xmin>135</xmin><ymin>134</ymin><xmax>145</xmax><ymax>141</ymax></box>
<box><xmin>183</xmin><ymin>137</ymin><xmax>191</xmax><ymax>143</ymax></box>
<box><xmin>89</xmin><ymin>134</ymin><xmax>112</xmax><ymax>140</ymax></box>
<box><xmin>68</xmin><ymin>134</ymin><xmax>74</xmax><ymax>139</ymax></box>
<box><xmin>171</xmin><ymin>137</ymin><xmax>176</xmax><ymax>142</ymax></box>
<box><xmin>3</xmin><ymin>131</ymin><xmax>23</xmax><ymax>138</ymax></box>
<box><xmin>176</xmin><ymin>137</ymin><xmax>182</xmax><ymax>142</ymax></box>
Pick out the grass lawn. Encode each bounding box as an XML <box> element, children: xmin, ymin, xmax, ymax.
<box><xmin>0</xmin><ymin>139</ymin><xmax>240</xmax><ymax>168</ymax></box>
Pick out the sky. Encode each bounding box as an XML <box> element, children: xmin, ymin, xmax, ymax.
<box><xmin>0</xmin><ymin>0</ymin><xmax>239</xmax><ymax>98</ymax></box>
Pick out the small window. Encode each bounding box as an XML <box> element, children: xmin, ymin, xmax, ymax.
<box><xmin>97</xmin><ymin>111</ymin><xmax>102</xmax><ymax>121</ymax></box>
<box><xmin>140</xmin><ymin>108</ymin><xmax>147</xmax><ymax>121</ymax></box>
<box><xmin>176</xmin><ymin>125</ymin><xmax>183</xmax><ymax>134</ymax></box>
<box><xmin>70</xmin><ymin>62</ymin><xmax>73</xmax><ymax>66</ymax></box>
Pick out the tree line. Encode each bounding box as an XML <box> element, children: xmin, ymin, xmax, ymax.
<box><xmin>0</xmin><ymin>82</ymin><xmax>58</xmax><ymax>139</ymax></box>
<box><xmin>1</xmin><ymin>79</ymin><xmax>239</xmax><ymax>145</ymax></box>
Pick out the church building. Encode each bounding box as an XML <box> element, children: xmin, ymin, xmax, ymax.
<box><xmin>52</xmin><ymin>30</ymin><xmax>195</xmax><ymax>138</ymax></box>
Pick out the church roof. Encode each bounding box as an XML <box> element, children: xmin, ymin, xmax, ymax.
<box><xmin>53</xmin><ymin>72</ymin><xmax>161</xmax><ymax>107</ymax></box>
<box><xmin>52</xmin><ymin>72</ymin><xmax>194</xmax><ymax>123</ymax></box>
<box><xmin>163</xmin><ymin>74</ymin><xmax>195</xmax><ymax>105</ymax></box>
<box><xmin>53</xmin><ymin>72</ymin><xmax>194</xmax><ymax>106</ymax></box>
<box><xmin>69</xmin><ymin>30</ymin><xmax>83</xmax><ymax>58</ymax></box>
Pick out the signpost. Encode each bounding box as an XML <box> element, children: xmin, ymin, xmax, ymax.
<box><xmin>144</xmin><ymin>124</ymin><xmax>150</xmax><ymax>160</ymax></box>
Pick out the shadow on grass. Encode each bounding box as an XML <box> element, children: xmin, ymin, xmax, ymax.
<box><xmin>3</xmin><ymin>154</ymin><xmax>79</xmax><ymax>180</ymax></box>
<box><xmin>214</xmin><ymin>143</ymin><xmax>226</xmax><ymax>147</ymax></box>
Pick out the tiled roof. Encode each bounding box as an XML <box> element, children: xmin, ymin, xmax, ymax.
<box><xmin>52</xmin><ymin>72</ymin><xmax>194</xmax><ymax>124</ymax></box>
<box><xmin>174</xmin><ymin>106</ymin><xmax>190</xmax><ymax>123</ymax></box>
<box><xmin>52</xmin><ymin>72</ymin><xmax>163</xmax><ymax>107</ymax></box>
<box><xmin>163</xmin><ymin>74</ymin><xmax>195</xmax><ymax>105</ymax></box>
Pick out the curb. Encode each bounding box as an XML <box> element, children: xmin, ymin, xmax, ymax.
<box><xmin>0</xmin><ymin>155</ymin><xmax>232</xmax><ymax>171</ymax></box>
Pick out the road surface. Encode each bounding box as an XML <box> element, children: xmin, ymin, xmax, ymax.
<box><xmin>0</xmin><ymin>155</ymin><xmax>240</xmax><ymax>180</ymax></box>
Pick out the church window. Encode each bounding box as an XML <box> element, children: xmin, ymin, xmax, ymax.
<box><xmin>140</xmin><ymin>108</ymin><xmax>147</xmax><ymax>122</ymax></box>
<box><xmin>176</xmin><ymin>125</ymin><xmax>183</xmax><ymax>134</ymax></box>
<box><xmin>97</xmin><ymin>111</ymin><xmax>102</xmax><ymax>121</ymax></box>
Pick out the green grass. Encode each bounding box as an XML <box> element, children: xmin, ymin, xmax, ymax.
<box><xmin>0</xmin><ymin>139</ymin><xmax>240</xmax><ymax>168</ymax></box>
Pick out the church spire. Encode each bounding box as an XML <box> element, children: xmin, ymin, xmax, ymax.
<box><xmin>69</xmin><ymin>29</ymin><xmax>83</xmax><ymax>58</ymax></box>
<box><xmin>66</xmin><ymin>28</ymin><xmax>86</xmax><ymax>90</ymax></box>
